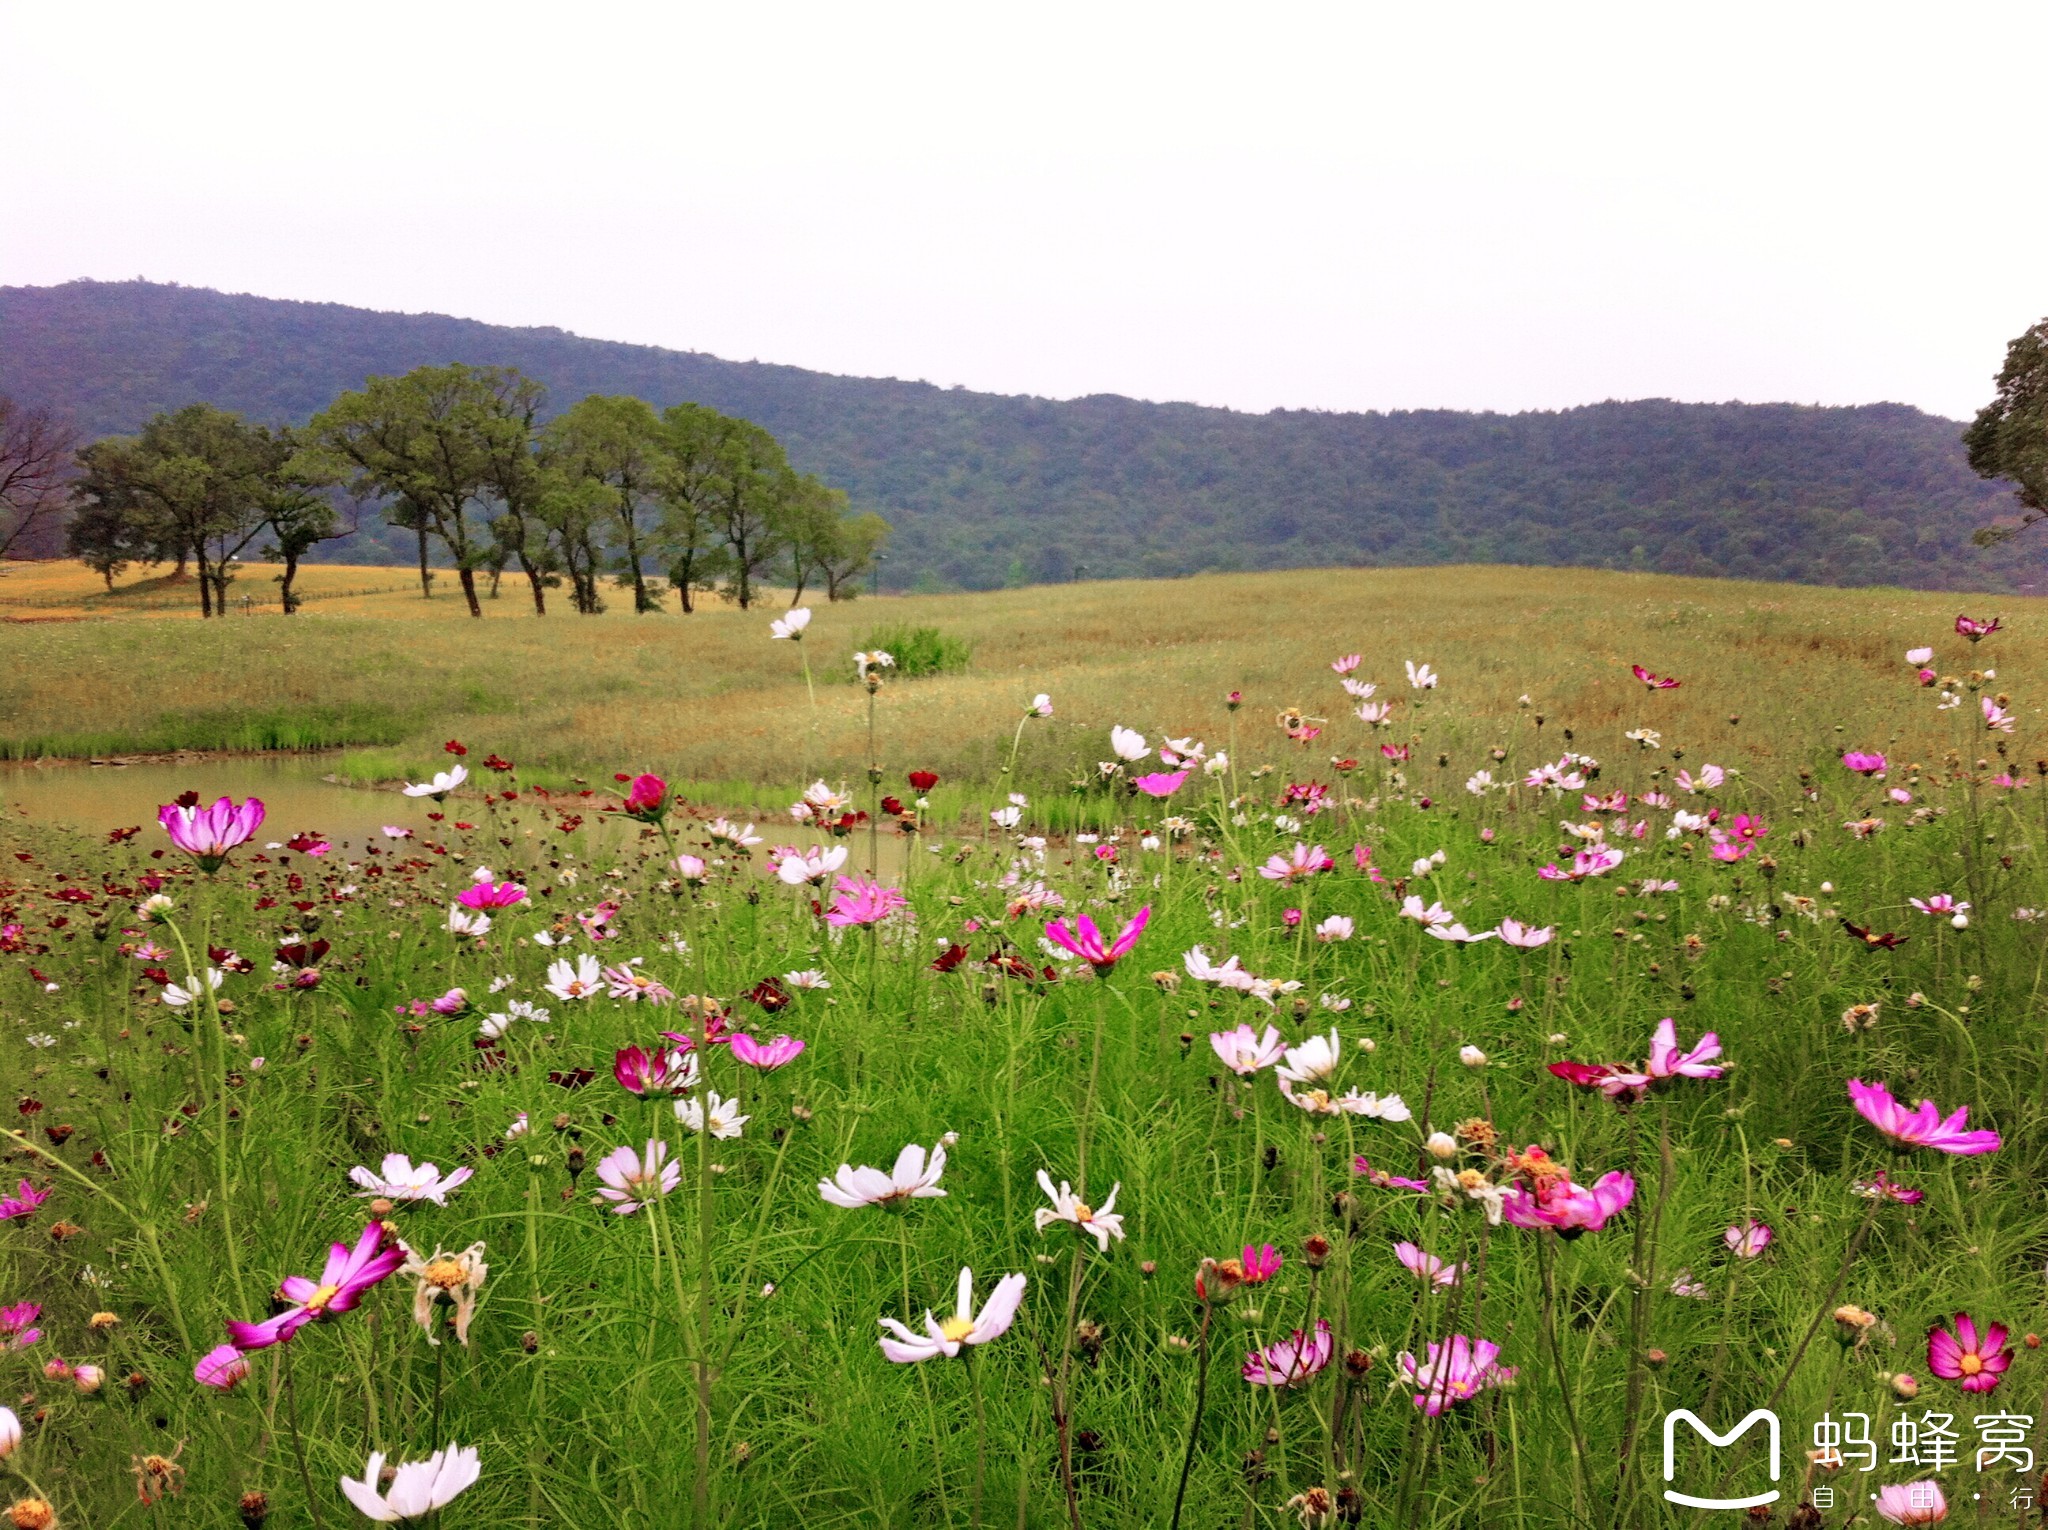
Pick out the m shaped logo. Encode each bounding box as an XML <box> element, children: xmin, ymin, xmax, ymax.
<box><xmin>1662</xmin><ymin>1409</ymin><xmax>1781</xmax><ymax>1510</ymax></box>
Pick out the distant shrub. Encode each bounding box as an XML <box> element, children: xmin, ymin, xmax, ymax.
<box><xmin>853</xmin><ymin>624</ymin><xmax>972</xmax><ymax>680</ymax></box>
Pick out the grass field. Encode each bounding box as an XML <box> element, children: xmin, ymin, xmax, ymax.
<box><xmin>0</xmin><ymin>559</ymin><xmax>2044</xmax><ymax>1529</ymax></box>
<box><xmin>1</xmin><ymin>558</ymin><xmax>2042</xmax><ymax>801</ymax></box>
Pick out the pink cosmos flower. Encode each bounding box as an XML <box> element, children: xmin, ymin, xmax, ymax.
<box><xmin>1495</xmin><ymin>918</ymin><xmax>1554</xmax><ymax>949</ymax></box>
<box><xmin>1395</xmin><ymin>1241</ymin><xmax>1461</xmax><ymax>1286</ymax></box>
<box><xmin>158</xmin><ymin>795</ymin><xmax>266</xmax><ymax>872</ymax></box>
<box><xmin>619</xmin><ymin>773</ymin><xmax>670</xmax><ymax>821</ymax></box>
<box><xmin>605</xmin><ymin>965</ymin><xmax>675</xmax><ymax>1003</ymax></box>
<box><xmin>1501</xmin><ymin>1171</ymin><xmax>1635</xmax><ymax>1236</ymax></box>
<box><xmin>1848</xmin><ymin>1078</ymin><xmax>2000</xmax><ymax>1155</ymax></box>
<box><xmin>823</xmin><ymin>876</ymin><xmax>909</xmax><ymax>928</ymax></box>
<box><xmin>594</xmin><ymin>1140</ymin><xmax>681</xmax><ymax>1215</ymax></box>
<box><xmin>1242</xmin><ymin>1319</ymin><xmax>1331</xmax><ymax>1388</ymax></box>
<box><xmin>194</xmin><ymin>1343</ymin><xmax>250</xmax><ymax>1390</ymax></box>
<box><xmin>1631</xmin><ymin>664</ymin><xmax>1680</xmax><ymax>689</ymax></box>
<box><xmin>1708</xmin><ymin>838</ymin><xmax>1750</xmax><ymax>863</ymax></box>
<box><xmin>1331</xmin><ymin>654</ymin><xmax>1361</xmax><ymax>675</ymax></box>
<box><xmin>1210</xmin><ymin>1023</ymin><xmax>1286</xmax><ymax>1075</ymax></box>
<box><xmin>1956</xmin><ymin>614</ymin><xmax>2001</xmax><ymax>641</ymax></box>
<box><xmin>1258</xmin><ymin>843</ymin><xmax>1335</xmax><ymax>883</ymax></box>
<box><xmin>1982</xmin><ymin>696</ymin><xmax>2016</xmax><ymax>733</ymax></box>
<box><xmin>1592</xmin><ymin>1018</ymin><xmax>1725</xmax><ymax>1097</ymax></box>
<box><xmin>1354</xmin><ymin>1157</ymin><xmax>1430</xmax><ymax>1191</ymax></box>
<box><xmin>731</xmin><ymin>1032</ymin><xmax>806</xmax><ymax>1071</ymax></box>
<box><xmin>1396</xmin><ymin>1334</ymin><xmax>1515</xmax><ymax>1414</ymax></box>
<box><xmin>457</xmin><ymin>880</ymin><xmax>528</xmax><ymax>910</ymax></box>
<box><xmin>1132</xmin><ymin>770</ymin><xmax>1188</xmax><ymax>798</ymax></box>
<box><xmin>1873</xmin><ymin>1481</ymin><xmax>1947</xmax><ymax>1524</ymax></box>
<box><xmin>1852</xmin><ymin>1170</ymin><xmax>1925</xmax><ymax>1205</ymax></box>
<box><xmin>0</xmin><ymin>1180</ymin><xmax>50</xmax><ymax>1223</ymax></box>
<box><xmin>1537</xmin><ymin>845</ymin><xmax>1623</xmax><ymax>881</ymax></box>
<box><xmin>1908</xmin><ymin>894</ymin><xmax>1968</xmax><ymax>917</ymax></box>
<box><xmin>1044</xmin><ymin>907</ymin><xmax>1151</xmax><ymax>972</ymax></box>
<box><xmin>1927</xmin><ymin>1312</ymin><xmax>2010</xmax><ymax>1393</ymax></box>
<box><xmin>1842</xmin><ymin>751</ymin><xmax>1888</xmax><ymax>777</ymax></box>
<box><xmin>1724</xmin><ymin>1219</ymin><xmax>1772</xmax><ymax>1258</ymax></box>
<box><xmin>225</xmin><ymin>1221</ymin><xmax>405</xmax><ymax>1350</ymax></box>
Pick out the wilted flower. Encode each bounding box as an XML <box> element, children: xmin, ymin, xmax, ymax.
<box><xmin>401</xmin><ymin>1243</ymin><xmax>487</xmax><ymax>1347</ymax></box>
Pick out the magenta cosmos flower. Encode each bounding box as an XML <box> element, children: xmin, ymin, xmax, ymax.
<box><xmin>1396</xmin><ymin>1334</ymin><xmax>1515</xmax><ymax>1414</ymax></box>
<box><xmin>1955</xmin><ymin>614</ymin><xmax>2001</xmax><ymax>640</ymax></box>
<box><xmin>1395</xmin><ymin>1241</ymin><xmax>1461</xmax><ymax>1287</ymax></box>
<box><xmin>1044</xmin><ymin>907</ymin><xmax>1151</xmax><ymax>972</ymax></box>
<box><xmin>1258</xmin><ymin>843</ymin><xmax>1335</xmax><ymax>883</ymax></box>
<box><xmin>1927</xmin><ymin>1312</ymin><xmax>2011</xmax><ymax>1393</ymax></box>
<box><xmin>0</xmin><ymin>1179</ymin><xmax>50</xmax><ymax>1223</ymax></box>
<box><xmin>1723</xmin><ymin>1220</ymin><xmax>1772</xmax><ymax>1258</ymax></box>
<box><xmin>823</xmin><ymin>876</ymin><xmax>908</xmax><ymax>928</ymax></box>
<box><xmin>1848</xmin><ymin>1079</ymin><xmax>2000</xmax><ymax>1155</ymax></box>
<box><xmin>457</xmin><ymin>879</ymin><xmax>527</xmax><ymax>910</ymax></box>
<box><xmin>1132</xmin><ymin>770</ymin><xmax>1188</xmax><ymax>798</ymax></box>
<box><xmin>1842</xmin><ymin>751</ymin><xmax>1888</xmax><ymax>777</ymax></box>
<box><xmin>225</xmin><ymin>1221</ymin><xmax>404</xmax><ymax>1350</ymax></box>
<box><xmin>1243</xmin><ymin>1319</ymin><xmax>1331</xmax><ymax>1387</ymax></box>
<box><xmin>1501</xmin><ymin>1171</ymin><xmax>1636</xmax><ymax>1236</ymax></box>
<box><xmin>158</xmin><ymin>795</ymin><xmax>265</xmax><ymax>872</ymax></box>
<box><xmin>618</xmin><ymin>772</ymin><xmax>670</xmax><ymax>822</ymax></box>
<box><xmin>613</xmin><ymin>1043</ymin><xmax>696</xmax><ymax>1097</ymax></box>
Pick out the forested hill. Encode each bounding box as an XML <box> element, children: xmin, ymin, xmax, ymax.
<box><xmin>1</xmin><ymin>278</ymin><xmax>2032</xmax><ymax>592</ymax></box>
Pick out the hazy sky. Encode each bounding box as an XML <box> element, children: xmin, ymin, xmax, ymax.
<box><xmin>4</xmin><ymin>2</ymin><xmax>2043</xmax><ymax>421</ymax></box>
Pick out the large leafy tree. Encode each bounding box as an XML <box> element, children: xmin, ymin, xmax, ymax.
<box><xmin>650</xmin><ymin>402</ymin><xmax>735</xmax><ymax>613</ymax></box>
<box><xmin>69</xmin><ymin>404</ymin><xmax>280</xmax><ymax>616</ymax></box>
<box><xmin>1967</xmin><ymin>318</ymin><xmax>2048</xmax><ymax>547</ymax></box>
<box><xmin>542</xmin><ymin>395</ymin><xmax>668</xmax><ymax>613</ymax></box>
<box><xmin>816</xmin><ymin>509</ymin><xmax>891</xmax><ymax>600</ymax></box>
<box><xmin>305</xmin><ymin>364</ymin><xmax>545</xmax><ymax>617</ymax></box>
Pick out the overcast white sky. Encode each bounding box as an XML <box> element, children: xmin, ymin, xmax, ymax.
<box><xmin>4</xmin><ymin>2</ymin><xmax>2043</xmax><ymax>420</ymax></box>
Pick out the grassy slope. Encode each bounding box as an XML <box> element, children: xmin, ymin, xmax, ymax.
<box><xmin>0</xmin><ymin>559</ymin><xmax>2035</xmax><ymax>795</ymax></box>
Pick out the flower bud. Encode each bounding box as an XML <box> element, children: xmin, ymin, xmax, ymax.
<box><xmin>239</xmin><ymin>1490</ymin><xmax>271</xmax><ymax>1528</ymax></box>
<box><xmin>1890</xmin><ymin>1371</ymin><xmax>1919</xmax><ymax>1400</ymax></box>
<box><xmin>1425</xmin><ymin>1132</ymin><xmax>1459</xmax><ymax>1161</ymax></box>
<box><xmin>1301</xmin><ymin>1234</ymin><xmax>1331</xmax><ymax>1270</ymax></box>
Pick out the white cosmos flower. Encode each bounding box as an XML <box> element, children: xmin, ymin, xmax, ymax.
<box><xmin>402</xmin><ymin>765</ymin><xmax>469</xmax><ymax>799</ymax></box>
<box><xmin>819</xmin><ymin>1142</ymin><xmax>949</xmax><ymax>1208</ymax></box>
<box><xmin>782</xmin><ymin>968</ymin><xmax>831</xmax><ymax>990</ymax></box>
<box><xmin>705</xmin><ymin>818</ymin><xmax>763</xmax><ymax>848</ymax></box>
<box><xmin>349</xmin><ymin>1153</ymin><xmax>474</xmax><ymax>1206</ymax></box>
<box><xmin>1109</xmin><ymin>726</ymin><xmax>1149</xmax><ymax>762</ymax></box>
<box><xmin>879</xmin><ymin>1267</ymin><xmax>1028</xmax><ymax>1362</ymax></box>
<box><xmin>775</xmin><ymin>843</ymin><xmax>848</xmax><ymax>886</ymax></box>
<box><xmin>1399</xmin><ymin>896</ymin><xmax>1457</xmax><ymax>928</ymax></box>
<box><xmin>1425</xmin><ymin>923</ymin><xmax>1496</xmax><ymax>943</ymax></box>
<box><xmin>1033</xmin><ymin>1170</ymin><xmax>1126</xmax><ymax>1250</ymax></box>
<box><xmin>1277</xmin><ymin>1029</ymin><xmax>1343</xmax><ymax>1089</ymax></box>
<box><xmin>675</xmin><ymin>1090</ymin><xmax>749</xmax><ymax>1140</ymax></box>
<box><xmin>446</xmin><ymin>906</ymin><xmax>491</xmax><ymax>937</ymax></box>
<box><xmin>1405</xmin><ymin>660</ymin><xmax>1439</xmax><ymax>689</ymax></box>
<box><xmin>990</xmin><ymin>805</ymin><xmax>1022</xmax><ymax>830</ymax></box>
<box><xmin>543</xmin><ymin>953</ymin><xmax>603</xmax><ymax>1001</ymax></box>
<box><xmin>1029</xmin><ymin>693</ymin><xmax>1053</xmax><ymax>718</ymax></box>
<box><xmin>769</xmin><ymin>607</ymin><xmax>812</xmax><ymax>640</ymax></box>
<box><xmin>161</xmin><ymin>969</ymin><xmax>225</xmax><ymax>1008</ymax></box>
<box><xmin>339</xmin><ymin>1444</ymin><xmax>481</xmax><ymax>1522</ymax></box>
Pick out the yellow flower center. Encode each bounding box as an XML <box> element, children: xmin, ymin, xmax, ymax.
<box><xmin>304</xmin><ymin>1283</ymin><xmax>342</xmax><ymax>1311</ymax></box>
<box><xmin>1072</xmin><ymin>1202</ymin><xmax>1094</xmax><ymax>1223</ymax></box>
<box><xmin>940</xmin><ymin>1315</ymin><xmax>976</xmax><ymax>1343</ymax></box>
<box><xmin>422</xmin><ymin>1258</ymin><xmax>467</xmax><ymax>1291</ymax></box>
<box><xmin>1959</xmin><ymin>1353</ymin><xmax>1983</xmax><ymax>1375</ymax></box>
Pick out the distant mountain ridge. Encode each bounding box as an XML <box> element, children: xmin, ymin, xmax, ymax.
<box><xmin>0</xmin><ymin>278</ymin><xmax>2030</xmax><ymax>592</ymax></box>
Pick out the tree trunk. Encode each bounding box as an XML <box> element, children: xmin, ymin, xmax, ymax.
<box><xmin>280</xmin><ymin>552</ymin><xmax>302</xmax><ymax>614</ymax></box>
<box><xmin>197</xmin><ymin>551</ymin><xmax>214</xmax><ymax>617</ymax></box>
<box><xmin>416</xmin><ymin>522</ymin><xmax>432</xmax><ymax>598</ymax></box>
<box><xmin>457</xmin><ymin>566</ymin><xmax>484</xmax><ymax>617</ymax></box>
<box><xmin>520</xmin><ymin>554</ymin><xmax>547</xmax><ymax>615</ymax></box>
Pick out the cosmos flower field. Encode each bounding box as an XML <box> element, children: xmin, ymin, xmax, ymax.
<box><xmin>1</xmin><ymin>607</ymin><xmax>2044</xmax><ymax>1529</ymax></box>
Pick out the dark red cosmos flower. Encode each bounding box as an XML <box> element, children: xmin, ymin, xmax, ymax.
<box><xmin>930</xmin><ymin>943</ymin><xmax>970</xmax><ymax>973</ymax></box>
<box><xmin>274</xmin><ymin>939</ymin><xmax>330</xmax><ymax>967</ymax></box>
<box><xmin>483</xmin><ymin>755</ymin><xmax>515</xmax><ymax>772</ymax></box>
<box><xmin>444</xmin><ymin>740</ymin><xmax>469</xmax><ymax>756</ymax></box>
<box><xmin>107</xmin><ymin>826</ymin><xmax>141</xmax><ymax>845</ymax></box>
<box><xmin>907</xmin><ymin>770</ymin><xmax>940</xmax><ymax>793</ymax></box>
<box><xmin>548</xmin><ymin>1068</ymin><xmax>595</xmax><ymax>1090</ymax></box>
<box><xmin>1631</xmin><ymin>664</ymin><xmax>1681</xmax><ymax>689</ymax></box>
<box><xmin>880</xmin><ymin>796</ymin><xmax>904</xmax><ymax>816</ymax></box>
<box><xmin>1841</xmin><ymin>919</ymin><xmax>1909</xmax><ymax>950</ymax></box>
<box><xmin>173</xmin><ymin>790</ymin><xmax>200</xmax><ymax>809</ymax></box>
<box><xmin>747</xmin><ymin>978</ymin><xmax>792</xmax><ymax>1012</ymax></box>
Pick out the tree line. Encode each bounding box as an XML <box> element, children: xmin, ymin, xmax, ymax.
<box><xmin>53</xmin><ymin>363</ymin><xmax>887</xmax><ymax>616</ymax></box>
